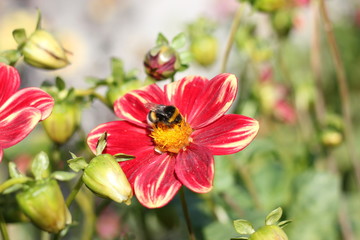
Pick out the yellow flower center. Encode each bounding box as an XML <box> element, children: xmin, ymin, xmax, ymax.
<box><xmin>150</xmin><ymin>121</ymin><xmax>193</xmax><ymax>154</ymax></box>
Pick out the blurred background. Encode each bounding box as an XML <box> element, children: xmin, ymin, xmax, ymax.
<box><xmin>1</xmin><ymin>0</ymin><xmax>360</xmax><ymax>239</ymax></box>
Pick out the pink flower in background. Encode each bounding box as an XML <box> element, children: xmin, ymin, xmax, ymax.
<box><xmin>0</xmin><ymin>63</ymin><xmax>54</xmax><ymax>162</ymax></box>
<box><xmin>87</xmin><ymin>73</ymin><xmax>259</xmax><ymax>208</ymax></box>
<box><xmin>294</xmin><ymin>0</ymin><xmax>310</xmax><ymax>7</ymax></box>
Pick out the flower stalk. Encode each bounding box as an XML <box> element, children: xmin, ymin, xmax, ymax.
<box><xmin>221</xmin><ymin>4</ymin><xmax>244</xmax><ymax>72</ymax></box>
<box><xmin>180</xmin><ymin>188</ymin><xmax>196</xmax><ymax>240</ymax></box>
<box><xmin>0</xmin><ymin>212</ymin><xmax>9</xmax><ymax>240</ymax></box>
<box><xmin>318</xmin><ymin>0</ymin><xmax>360</xmax><ymax>186</ymax></box>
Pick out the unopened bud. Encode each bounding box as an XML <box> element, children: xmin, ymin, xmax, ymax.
<box><xmin>190</xmin><ymin>36</ymin><xmax>218</xmax><ymax>66</ymax></box>
<box><xmin>42</xmin><ymin>101</ymin><xmax>80</xmax><ymax>144</ymax></box>
<box><xmin>16</xmin><ymin>179</ymin><xmax>71</xmax><ymax>233</ymax></box>
<box><xmin>321</xmin><ymin>129</ymin><xmax>343</xmax><ymax>148</ymax></box>
<box><xmin>82</xmin><ymin>154</ymin><xmax>133</xmax><ymax>205</ymax></box>
<box><xmin>23</xmin><ymin>30</ymin><xmax>70</xmax><ymax>70</ymax></box>
<box><xmin>249</xmin><ymin>225</ymin><xmax>288</xmax><ymax>240</ymax></box>
<box><xmin>144</xmin><ymin>45</ymin><xmax>180</xmax><ymax>80</ymax></box>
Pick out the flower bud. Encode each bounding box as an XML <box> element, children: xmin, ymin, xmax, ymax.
<box><xmin>42</xmin><ymin>101</ymin><xmax>80</xmax><ymax>144</ymax></box>
<box><xmin>22</xmin><ymin>29</ymin><xmax>70</xmax><ymax>70</ymax></box>
<box><xmin>249</xmin><ymin>225</ymin><xmax>288</xmax><ymax>240</ymax></box>
<box><xmin>190</xmin><ymin>35</ymin><xmax>218</xmax><ymax>66</ymax></box>
<box><xmin>254</xmin><ymin>0</ymin><xmax>286</xmax><ymax>12</ymax></box>
<box><xmin>321</xmin><ymin>129</ymin><xmax>343</xmax><ymax>148</ymax></box>
<box><xmin>16</xmin><ymin>179</ymin><xmax>71</xmax><ymax>233</ymax></box>
<box><xmin>82</xmin><ymin>154</ymin><xmax>133</xmax><ymax>205</ymax></box>
<box><xmin>144</xmin><ymin>45</ymin><xmax>181</xmax><ymax>80</ymax></box>
<box><xmin>271</xmin><ymin>10</ymin><xmax>293</xmax><ymax>38</ymax></box>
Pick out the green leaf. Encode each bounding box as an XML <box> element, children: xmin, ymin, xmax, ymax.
<box><xmin>35</xmin><ymin>9</ymin><xmax>42</xmax><ymax>30</ymax></box>
<box><xmin>67</xmin><ymin>157</ymin><xmax>88</xmax><ymax>172</ymax></box>
<box><xmin>233</xmin><ymin>219</ymin><xmax>255</xmax><ymax>235</ymax></box>
<box><xmin>179</xmin><ymin>51</ymin><xmax>193</xmax><ymax>65</ymax></box>
<box><xmin>96</xmin><ymin>132</ymin><xmax>108</xmax><ymax>156</ymax></box>
<box><xmin>8</xmin><ymin>162</ymin><xmax>24</xmax><ymax>179</ymax></box>
<box><xmin>278</xmin><ymin>220</ymin><xmax>292</xmax><ymax>228</ymax></box>
<box><xmin>51</xmin><ymin>171</ymin><xmax>77</xmax><ymax>181</ymax></box>
<box><xmin>55</xmin><ymin>76</ymin><xmax>66</xmax><ymax>91</ymax></box>
<box><xmin>171</xmin><ymin>32</ymin><xmax>186</xmax><ymax>49</ymax></box>
<box><xmin>2</xmin><ymin>184</ymin><xmax>23</xmax><ymax>195</ymax></box>
<box><xmin>156</xmin><ymin>33</ymin><xmax>169</xmax><ymax>45</ymax></box>
<box><xmin>265</xmin><ymin>207</ymin><xmax>283</xmax><ymax>226</ymax></box>
<box><xmin>12</xmin><ymin>28</ymin><xmax>27</xmax><ymax>46</ymax></box>
<box><xmin>114</xmin><ymin>153</ymin><xmax>135</xmax><ymax>162</ymax></box>
<box><xmin>0</xmin><ymin>50</ymin><xmax>21</xmax><ymax>65</ymax></box>
<box><xmin>111</xmin><ymin>57</ymin><xmax>124</xmax><ymax>83</ymax></box>
<box><xmin>31</xmin><ymin>152</ymin><xmax>50</xmax><ymax>180</ymax></box>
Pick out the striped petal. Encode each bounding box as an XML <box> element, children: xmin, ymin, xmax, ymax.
<box><xmin>175</xmin><ymin>144</ymin><xmax>214</xmax><ymax>193</ymax></box>
<box><xmin>87</xmin><ymin>121</ymin><xmax>153</xmax><ymax>156</ymax></box>
<box><xmin>175</xmin><ymin>73</ymin><xmax>237</xmax><ymax>129</ymax></box>
<box><xmin>0</xmin><ymin>148</ymin><xmax>3</xmax><ymax>162</ymax></box>
<box><xmin>114</xmin><ymin>84</ymin><xmax>169</xmax><ymax>127</ymax></box>
<box><xmin>0</xmin><ymin>88</ymin><xmax>54</xmax><ymax>120</ymax></box>
<box><xmin>0</xmin><ymin>108</ymin><xmax>41</xmax><ymax>148</ymax></box>
<box><xmin>133</xmin><ymin>153</ymin><xmax>182</xmax><ymax>208</ymax></box>
<box><xmin>165</xmin><ymin>75</ymin><xmax>207</xmax><ymax>121</ymax></box>
<box><xmin>0</xmin><ymin>63</ymin><xmax>20</xmax><ymax>106</ymax></box>
<box><xmin>192</xmin><ymin>114</ymin><xmax>259</xmax><ymax>155</ymax></box>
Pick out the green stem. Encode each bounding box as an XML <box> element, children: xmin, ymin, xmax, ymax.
<box><xmin>0</xmin><ymin>212</ymin><xmax>9</xmax><ymax>240</ymax></box>
<box><xmin>74</xmin><ymin>89</ymin><xmax>111</xmax><ymax>109</ymax></box>
<box><xmin>179</xmin><ymin>188</ymin><xmax>196</xmax><ymax>240</ymax></box>
<box><xmin>318</xmin><ymin>0</ymin><xmax>360</xmax><ymax>185</ymax></box>
<box><xmin>221</xmin><ymin>4</ymin><xmax>243</xmax><ymax>73</ymax></box>
<box><xmin>66</xmin><ymin>175</ymin><xmax>84</xmax><ymax>207</ymax></box>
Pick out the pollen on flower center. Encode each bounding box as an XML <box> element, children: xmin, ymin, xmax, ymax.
<box><xmin>150</xmin><ymin>121</ymin><xmax>193</xmax><ymax>154</ymax></box>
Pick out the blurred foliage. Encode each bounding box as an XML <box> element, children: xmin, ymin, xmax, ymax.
<box><xmin>1</xmin><ymin>1</ymin><xmax>360</xmax><ymax>240</ymax></box>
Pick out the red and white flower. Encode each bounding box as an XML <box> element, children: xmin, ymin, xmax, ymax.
<box><xmin>87</xmin><ymin>73</ymin><xmax>259</xmax><ymax>208</ymax></box>
<box><xmin>0</xmin><ymin>63</ymin><xmax>54</xmax><ymax>161</ymax></box>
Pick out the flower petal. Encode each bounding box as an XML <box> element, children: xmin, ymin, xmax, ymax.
<box><xmin>0</xmin><ymin>63</ymin><xmax>20</xmax><ymax>106</ymax></box>
<box><xmin>132</xmin><ymin>152</ymin><xmax>182</xmax><ymax>208</ymax></box>
<box><xmin>114</xmin><ymin>84</ymin><xmax>169</xmax><ymax>127</ymax></box>
<box><xmin>87</xmin><ymin>121</ymin><xmax>153</xmax><ymax>156</ymax></box>
<box><xmin>173</xmin><ymin>73</ymin><xmax>237</xmax><ymax>129</ymax></box>
<box><xmin>165</xmin><ymin>75</ymin><xmax>207</xmax><ymax>121</ymax></box>
<box><xmin>175</xmin><ymin>144</ymin><xmax>214</xmax><ymax>193</ymax></box>
<box><xmin>0</xmin><ymin>88</ymin><xmax>54</xmax><ymax>120</ymax></box>
<box><xmin>0</xmin><ymin>108</ymin><xmax>41</xmax><ymax>148</ymax></box>
<box><xmin>192</xmin><ymin>114</ymin><xmax>259</xmax><ymax>155</ymax></box>
<box><xmin>0</xmin><ymin>148</ymin><xmax>3</xmax><ymax>162</ymax></box>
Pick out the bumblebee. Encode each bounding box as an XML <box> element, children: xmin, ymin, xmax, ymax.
<box><xmin>145</xmin><ymin>103</ymin><xmax>183</xmax><ymax>127</ymax></box>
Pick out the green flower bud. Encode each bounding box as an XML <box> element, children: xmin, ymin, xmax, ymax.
<box><xmin>144</xmin><ymin>45</ymin><xmax>181</xmax><ymax>80</ymax></box>
<box><xmin>190</xmin><ymin>36</ymin><xmax>218</xmax><ymax>66</ymax></box>
<box><xmin>321</xmin><ymin>129</ymin><xmax>343</xmax><ymax>148</ymax></box>
<box><xmin>253</xmin><ymin>0</ymin><xmax>286</xmax><ymax>12</ymax></box>
<box><xmin>42</xmin><ymin>101</ymin><xmax>80</xmax><ymax>144</ymax></box>
<box><xmin>249</xmin><ymin>225</ymin><xmax>288</xmax><ymax>240</ymax></box>
<box><xmin>82</xmin><ymin>154</ymin><xmax>133</xmax><ymax>205</ymax></box>
<box><xmin>271</xmin><ymin>10</ymin><xmax>294</xmax><ymax>38</ymax></box>
<box><xmin>16</xmin><ymin>179</ymin><xmax>71</xmax><ymax>233</ymax></box>
<box><xmin>22</xmin><ymin>30</ymin><xmax>70</xmax><ymax>70</ymax></box>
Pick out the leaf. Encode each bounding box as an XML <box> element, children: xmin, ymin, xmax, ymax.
<box><xmin>12</xmin><ymin>29</ymin><xmax>27</xmax><ymax>46</ymax></box>
<box><xmin>51</xmin><ymin>171</ymin><xmax>77</xmax><ymax>181</ymax></box>
<box><xmin>0</xmin><ymin>50</ymin><xmax>21</xmax><ymax>65</ymax></box>
<box><xmin>111</xmin><ymin>57</ymin><xmax>124</xmax><ymax>83</ymax></box>
<box><xmin>96</xmin><ymin>132</ymin><xmax>108</xmax><ymax>156</ymax></box>
<box><xmin>67</xmin><ymin>157</ymin><xmax>88</xmax><ymax>172</ymax></box>
<box><xmin>156</xmin><ymin>33</ymin><xmax>169</xmax><ymax>45</ymax></box>
<box><xmin>31</xmin><ymin>152</ymin><xmax>50</xmax><ymax>180</ymax></box>
<box><xmin>179</xmin><ymin>51</ymin><xmax>193</xmax><ymax>65</ymax></box>
<box><xmin>265</xmin><ymin>207</ymin><xmax>283</xmax><ymax>225</ymax></box>
<box><xmin>8</xmin><ymin>162</ymin><xmax>24</xmax><ymax>179</ymax></box>
<box><xmin>35</xmin><ymin>9</ymin><xmax>42</xmax><ymax>30</ymax></box>
<box><xmin>114</xmin><ymin>153</ymin><xmax>135</xmax><ymax>162</ymax></box>
<box><xmin>171</xmin><ymin>32</ymin><xmax>186</xmax><ymax>49</ymax></box>
<box><xmin>278</xmin><ymin>220</ymin><xmax>292</xmax><ymax>228</ymax></box>
<box><xmin>55</xmin><ymin>76</ymin><xmax>66</xmax><ymax>90</ymax></box>
<box><xmin>2</xmin><ymin>184</ymin><xmax>23</xmax><ymax>195</ymax></box>
<box><xmin>233</xmin><ymin>219</ymin><xmax>255</xmax><ymax>235</ymax></box>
